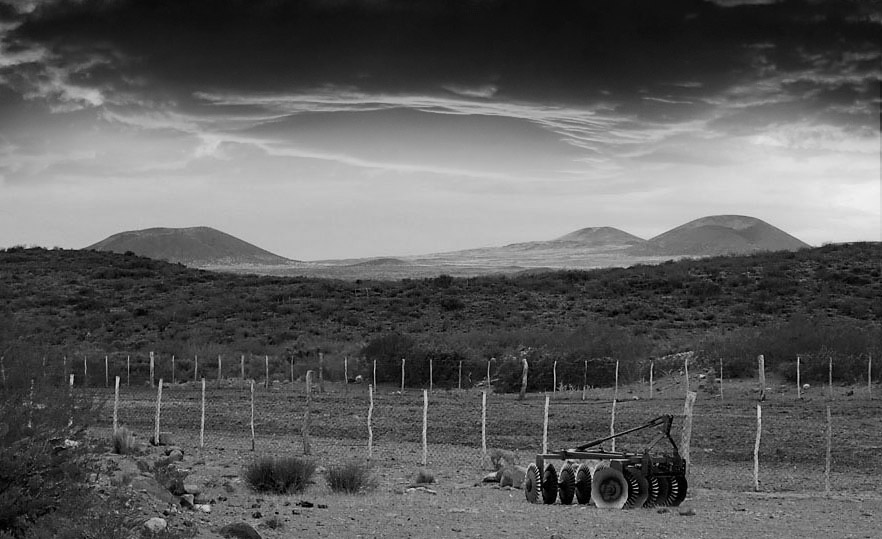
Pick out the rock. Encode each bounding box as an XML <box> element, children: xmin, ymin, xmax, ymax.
<box><xmin>678</xmin><ymin>506</ymin><xmax>696</xmax><ymax>516</ymax></box>
<box><xmin>143</xmin><ymin>517</ymin><xmax>167</xmax><ymax>533</ymax></box>
<box><xmin>196</xmin><ymin>503</ymin><xmax>212</xmax><ymax>513</ymax></box>
<box><xmin>130</xmin><ymin>476</ymin><xmax>177</xmax><ymax>505</ymax></box>
<box><xmin>150</xmin><ymin>432</ymin><xmax>174</xmax><ymax>446</ymax></box>
<box><xmin>482</xmin><ymin>471</ymin><xmax>500</xmax><ymax>483</ymax></box>
<box><xmin>180</xmin><ymin>494</ymin><xmax>195</xmax><ymax>508</ymax></box>
<box><xmin>164</xmin><ymin>446</ymin><xmax>183</xmax><ymax>456</ymax></box>
<box><xmin>219</xmin><ymin>522</ymin><xmax>263</xmax><ymax>539</ymax></box>
<box><xmin>251</xmin><ymin>511</ymin><xmax>263</xmax><ymax>518</ymax></box>
<box><xmin>183</xmin><ymin>483</ymin><xmax>201</xmax><ymax>495</ymax></box>
<box><xmin>166</xmin><ymin>450</ymin><xmax>184</xmax><ymax>463</ymax></box>
<box><xmin>499</xmin><ymin>466</ymin><xmax>527</xmax><ymax>489</ymax></box>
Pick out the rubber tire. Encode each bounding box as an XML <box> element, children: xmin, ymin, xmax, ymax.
<box><xmin>623</xmin><ymin>468</ymin><xmax>650</xmax><ymax>509</ymax></box>
<box><xmin>558</xmin><ymin>463</ymin><xmax>576</xmax><ymax>505</ymax></box>
<box><xmin>524</xmin><ymin>463</ymin><xmax>541</xmax><ymax>504</ymax></box>
<box><xmin>575</xmin><ymin>463</ymin><xmax>593</xmax><ymax>505</ymax></box>
<box><xmin>591</xmin><ymin>467</ymin><xmax>629</xmax><ymax>509</ymax></box>
<box><xmin>541</xmin><ymin>463</ymin><xmax>558</xmax><ymax>505</ymax></box>
<box><xmin>665</xmin><ymin>474</ymin><xmax>688</xmax><ymax>507</ymax></box>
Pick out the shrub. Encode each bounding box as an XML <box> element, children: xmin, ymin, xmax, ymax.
<box><xmin>325</xmin><ymin>461</ymin><xmax>376</xmax><ymax>494</ymax></box>
<box><xmin>243</xmin><ymin>456</ymin><xmax>315</xmax><ymax>494</ymax></box>
<box><xmin>112</xmin><ymin>427</ymin><xmax>136</xmax><ymax>455</ymax></box>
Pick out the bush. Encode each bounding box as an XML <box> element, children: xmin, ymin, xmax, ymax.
<box><xmin>325</xmin><ymin>461</ymin><xmax>376</xmax><ymax>494</ymax></box>
<box><xmin>243</xmin><ymin>456</ymin><xmax>315</xmax><ymax>494</ymax></box>
<box><xmin>112</xmin><ymin>427</ymin><xmax>136</xmax><ymax>455</ymax></box>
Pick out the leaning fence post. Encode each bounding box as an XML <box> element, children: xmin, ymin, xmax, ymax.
<box><xmin>200</xmin><ymin>378</ymin><xmax>205</xmax><ymax>450</ymax></box>
<box><xmin>542</xmin><ymin>393</ymin><xmax>550</xmax><ymax>454</ymax></box>
<box><xmin>754</xmin><ymin>402</ymin><xmax>762</xmax><ymax>492</ymax></box>
<box><xmin>611</xmin><ymin>360</ymin><xmax>619</xmax><ymax>452</ymax></box>
<box><xmin>250</xmin><ymin>379</ymin><xmax>255</xmax><ymax>451</ymax></box>
<box><xmin>154</xmin><ymin>379</ymin><xmax>163</xmax><ymax>445</ymax></box>
<box><xmin>422</xmin><ymin>389</ymin><xmax>428</xmax><ymax>466</ymax></box>
<box><xmin>400</xmin><ymin>358</ymin><xmax>405</xmax><ymax>393</ymax></box>
<box><xmin>373</xmin><ymin>360</ymin><xmax>377</xmax><ymax>389</ymax></box>
<box><xmin>113</xmin><ymin>376</ymin><xmax>120</xmax><ymax>434</ymax></box>
<box><xmin>684</xmin><ymin>354</ymin><xmax>689</xmax><ymax>394</ymax></box>
<box><xmin>481</xmin><ymin>390</ymin><xmax>487</xmax><ymax>467</ymax></box>
<box><xmin>367</xmin><ymin>383</ymin><xmax>374</xmax><ymax>460</ymax></box>
<box><xmin>302</xmin><ymin>370</ymin><xmax>312</xmax><ymax>455</ymax></box>
<box><xmin>758</xmin><ymin>354</ymin><xmax>766</xmax><ymax>401</ymax></box>
<box><xmin>680</xmin><ymin>391</ymin><xmax>696</xmax><ymax>479</ymax></box>
<box><xmin>825</xmin><ymin>405</ymin><xmax>832</xmax><ymax>496</ymax></box>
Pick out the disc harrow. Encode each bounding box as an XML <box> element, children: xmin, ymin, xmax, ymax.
<box><xmin>524</xmin><ymin>414</ymin><xmax>687</xmax><ymax>510</ymax></box>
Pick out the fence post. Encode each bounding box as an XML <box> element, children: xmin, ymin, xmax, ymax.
<box><xmin>105</xmin><ymin>355</ymin><xmax>109</xmax><ymax>388</ymax></box>
<box><xmin>684</xmin><ymin>354</ymin><xmax>689</xmax><ymax>394</ymax></box>
<box><xmin>680</xmin><ymin>391</ymin><xmax>696</xmax><ymax>479</ymax></box>
<box><xmin>217</xmin><ymin>355</ymin><xmax>222</xmax><ymax>387</ymax></box>
<box><xmin>149</xmin><ymin>352</ymin><xmax>154</xmax><ymax>388</ymax></box>
<box><xmin>797</xmin><ymin>355</ymin><xmax>801</xmax><ymax>399</ymax></box>
<box><xmin>68</xmin><ymin>374</ymin><xmax>74</xmax><ymax>427</ymax></box>
<box><xmin>429</xmin><ymin>358</ymin><xmax>433</xmax><ymax>392</ymax></box>
<box><xmin>373</xmin><ymin>360</ymin><xmax>377</xmax><ymax>389</ymax></box>
<box><xmin>344</xmin><ymin>356</ymin><xmax>349</xmax><ymax>394</ymax></box>
<box><xmin>401</xmin><ymin>358</ymin><xmax>405</xmax><ymax>393</ymax></box>
<box><xmin>200</xmin><ymin>378</ymin><xmax>205</xmax><ymax>450</ymax></box>
<box><xmin>825</xmin><ymin>405</ymin><xmax>832</xmax><ymax>496</ymax></box>
<box><xmin>542</xmin><ymin>394</ymin><xmax>550</xmax><ymax>454</ymax></box>
<box><xmin>754</xmin><ymin>402</ymin><xmax>762</xmax><ymax>492</ymax></box>
<box><xmin>302</xmin><ymin>370</ymin><xmax>312</xmax><ymax>455</ymax></box>
<box><xmin>719</xmin><ymin>358</ymin><xmax>724</xmax><ymax>400</ymax></box>
<box><xmin>241</xmin><ymin>354</ymin><xmax>245</xmax><ymax>384</ymax></box>
<box><xmin>367</xmin><ymin>384</ymin><xmax>374</xmax><ymax>460</ymax></box>
<box><xmin>649</xmin><ymin>360</ymin><xmax>654</xmax><ymax>399</ymax></box>
<box><xmin>582</xmin><ymin>360</ymin><xmax>587</xmax><ymax>401</ymax></box>
<box><xmin>265</xmin><ymin>355</ymin><xmax>270</xmax><ymax>390</ymax></box>
<box><xmin>113</xmin><ymin>376</ymin><xmax>120</xmax><ymax>434</ymax></box>
<box><xmin>458</xmin><ymin>361</ymin><xmax>462</xmax><ymax>391</ymax></box>
<box><xmin>422</xmin><ymin>389</ymin><xmax>428</xmax><ymax>466</ymax></box>
<box><xmin>27</xmin><ymin>379</ymin><xmax>34</xmax><ymax>429</ymax></box>
<box><xmin>83</xmin><ymin>355</ymin><xmax>88</xmax><ymax>387</ymax></box>
<box><xmin>318</xmin><ymin>352</ymin><xmax>325</xmax><ymax>394</ymax></box>
<box><xmin>250</xmin><ymin>379</ymin><xmax>255</xmax><ymax>451</ymax></box>
<box><xmin>194</xmin><ymin>354</ymin><xmax>198</xmax><ymax>383</ymax></box>
<box><xmin>869</xmin><ymin>354</ymin><xmax>873</xmax><ymax>395</ymax></box>
<box><xmin>552</xmin><ymin>360</ymin><xmax>557</xmax><ymax>394</ymax></box>
<box><xmin>126</xmin><ymin>355</ymin><xmax>130</xmax><ymax>387</ymax></box>
<box><xmin>171</xmin><ymin>355</ymin><xmax>175</xmax><ymax>385</ymax></box>
<box><xmin>518</xmin><ymin>355</ymin><xmax>528</xmax><ymax>401</ymax></box>
<box><xmin>828</xmin><ymin>356</ymin><xmax>833</xmax><ymax>399</ymax></box>
<box><xmin>486</xmin><ymin>359</ymin><xmax>492</xmax><ymax>392</ymax></box>
<box><xmin>611</xmin><ymin>360</ymin><xmax>619</xmax><ymax>452</ymax></box>
<box><xmin>154</xmin><ymin>379</ymin><xmax>163</xmax><ymax>445</ymax></box>
<box><xmin>758</xmin><ymin>354</ymin><xmax>766</xmax><ymax>401</ymax></box>
<box><xmin>1</xmin><ymin>355</ymin><xmax>5</xmax><ymax>388</ymax></box>
<box><xmin>481</xmin><ymin>390</ymin><xmax>487</xmax><ymax>467</ymax></box>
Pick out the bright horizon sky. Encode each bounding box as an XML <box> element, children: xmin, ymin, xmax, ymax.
<box><xmin>0</xmin><ymin>0</ymin><xmax>879</xmax><ymax>260</ymax></box>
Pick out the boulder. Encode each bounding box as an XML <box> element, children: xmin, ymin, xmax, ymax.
<box><xmin>143</xmin><ymin>517</ymin><xmax>167</xmax><ymax>533</ymax></box>
<box><xmin>219</xmin><ymin>522</ymin><xmax>263</xmax><ymax>539</ymax></box>
<box><xmin>183</xmin><ymin>483</ymin><xmax>201</xmax><ymax>495</ymax></box>
<box><xmin>499</xmin><ymin>466</ymin><xmax>527</xmax><ymax>489</ymax></box>
<box><xmin>180</xmin><ymin>494</ymin><xmax>195</xmax><ymax>508</ymax></box>
<box><xmin>130</xmin><ymin>476</ymin><xmax>177</xmax><ymax>505</ymax></box>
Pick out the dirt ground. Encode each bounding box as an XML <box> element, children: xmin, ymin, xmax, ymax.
<box><xmin>89</xmin><ymin>376</ymin><xmax>881</xmax><ymax>539</ymax></box>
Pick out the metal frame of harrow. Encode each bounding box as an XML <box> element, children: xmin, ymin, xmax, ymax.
<box><xmin>526</xmin><ymin>414</ymin><xmax>688</xmax><ymax>509</ymax></box>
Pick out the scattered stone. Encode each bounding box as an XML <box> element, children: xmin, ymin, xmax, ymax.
<box><xmin>130</xmin><ymin>476</ymin><xmax>177</xmax><ymax>505</ymax></box>
<box><xmin>166</xmin><ymin>450</ymin><xmax>184</xmax><ymax>463</ymax></box>
<box><xmin>143</xmin><ymin>517</ymin><xmax>167</xmax><ymax>533</ymax></box>
<box><xmin>678</xmin><ymin>506</ymin><xmax>696</xmax><ymax>516</ymax></box>
<box><xmin>180</xmin><ymin>494</ymin><xmax>195</xmax><ymax>508</ymax></box>
<box><xmin>252</xmin><ymin>511</ymin><xmax>262</xmax><ymax>519</ymax></box>
<box><xmin>405</xmin><ymin>486</ymin><xmax>437</xmax><ymax>495</ymax></box>
<box><xmin>317</xmin><ymin>504</ymin><xmax>327</xmax><ymax>509</ymax></box>
<box><xmin>657</xmin><ymin>508</ymin><xmax>669</xmax><ymax>514</ymax></box>
<box><xmin>183</xmin><ymin>483</ymin><xmax>201</xmax><ymax>495</ymax></box>
<box><xmin>482</xmin><ymin>471</ymin><xmax>500</xmax><ymax>483</ymax></box>
<box><xmin>296</xmin><ymin>501</ymin><xmax>313</xmax><ymax>508</ymax></box>
<box><xmin>219</xmin><ymin>522</ymin><xmax>264</xmax><ymax>539</ymax></box>
<box><xmin>196</xmin><ymin>504</ymin><xmax>212</xmax><ymax>513</ymax></box>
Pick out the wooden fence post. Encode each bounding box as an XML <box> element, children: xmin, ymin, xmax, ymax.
<box><xmin>518</xmin><ymin>355</ymin><xmax>528</xmax><ymax>401</ymax></box>
<box><xmin>429</xmin><ymin>357</ymin><xmax>433</xmax><ymax>392</ymax></box>
<box><xmin>149</xmin><ymin>352</ymin><xmax>154</xmax><ymax>388</ymax></box>
<box><xmin>611</xmin><ymin>360</ymin><xmax>619</xmax><ymax>452</ymax></box>
<box><xmin>194</xmin><ymin>354</ymin><xmax>198</xmax><ymax>383</ymax></box>
<box><xmin>758</xmin><ymin>354</ymin><xmax>766</xmax><ymax>401</ymax></box>
<box><xmin>542</xmin><ymin>393</ymin><xmax>550</xmax><ymax>454</ymax></box>
<box><xmin>828</xmin><ymin>356</ymin><xmax>833</xmax><ymax>399</ymax></box>
<box><xmin>458</xmin><ymin>361</ymin><xmax>462</xmax><ymax>391</ymax></box>
<box><xmin>67</xmin><ymin>374</ymin><xmax>74</xmax><ymax>427</ymax></box>
<box><xmin>754</xmin><ymin>402</ymin><xmax>762</xmax><ymax>492</ymax></box>
<box><xmin>318</xmin><ymin>352</ymin><xmax>325</xmax><ymax>394</ymax></box>
<box><xmin>113</xmin><ymin>376</ymin><xmax>120</xmax><ymax>434</ymax></box>
<box><xmin>649</xmin><ymin>360</ymin><xmax>654</xmax><ymax>399</ymax></box>
<box><xmin>126</xmin><ymin>355</ymin><xmax>130</xmax><ymax>387</ymax></box>
<box><xmin>344</xmin><ymin>356</ymin><xmax>349</xmax><ymax>394</ymax></box>
<box><xmin>302</xmin><ymin>371</ymin><xmax>312</xmax><ymax>455</ymax></box>
<box><xmin>825</xmin><ymin>405</ymin><xmax>832</xmax><ymax>496</ymax></box>
<box><xmin>582</xmin><ymin>360</ymin><xmax>587</xmax><ymax>401</ymax></box>
<box><xmin>684</xmin><ymin>354</ymin><xmax>689</xmax><ymax>394</ymax></box>
<box><xmin>27</xmin><ymin>379</ymin><xmax>34</xmax><ymax>429</ymax></box>
<box><xmin>241</xmin><ymin>354</ymin><xmax>245</xmax><ymax>384</ymax></box>
<box><xmin>154</xmin><ymin>379</ymin><xmax>163</xmax><ymax>445</ymax></box>
<box><xmin>422</xmin><ymin>389</ymin><xmax>428</xmax><ymax>466</ymax></box>
<box><xmin>367</xmin><ymin>383</ymin><xmax>374</xmax><ymax>460</ymax></box>
<box><xmin>552</xmin><ymin>360</ymin><xmax>557</xmax><ymax>394</ymax></box>
<box><xmin>797</xmin><ymin>355</ymin><xmax>801</xmax><ymax>399</ymax></box>
<box><xmin>486</xmin><ymin>359</ymin><xmax>492</xmax><ymax>392</ymax></box>
<box><xmin>217</xmin><ymin>355</ymin><xmax>222</xmax><ymax>387</ymax></box>
<box><xmin>373</xmin><ymin>360</ymin><xmax>377</xmax><ymax>389</ymax></box>
<box><xmin>171</xmin><ymin>355</ymin><xmax>175</xmax><ymax>385</ymax></box>
<box><xmin>200</xmin><ymin>378</ymin><xmax>205</xmax><ymax>450</ymax></box>
<box><xmin>83</xmin><ymin>355</ymin><xmax>88</xmax><ymax>387</ymax></box>
<box><xmin>680</xmin><ymin>391</ymin><xmax>696</xmax><ymax>479</ymax></box>
<box><xmin>719</xmin><ymin>358</ymin><xmax>724</xmax><ymax>400</ymax></box>
<box><xmin>481</xmin><ymin>390</ymin><xmax>487</xmax><ymax>467</ymax></box>
<box><xmin>250</xmin><ymin>379</ymin><xmax>255</xmax><ymax>451</ymax></box>
<box><xmin>265</xmin><ymin>355</ymin><xmax>270</xmax><ymax>390</ymax></box>
<box><xmin>400</xmin><ymin>358</ymin><xmax>405</xmax><ymax>393</ymax></box>
<box><xmin>105</xmin><ymin>355</ymin><xmax>109</xmax><ymax>388</ymax></box>
<box><xmin>869</xmin><ymin>354</ymin><xmax>873</xmax><ymax>395</ymax></box>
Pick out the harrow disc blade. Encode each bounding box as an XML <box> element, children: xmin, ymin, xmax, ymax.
<box><xmin>665</xmin><ymin>474</ymin><xmax>688</xmax><ymax>507</ymax></box>
<box><xmin>623</xmin><ymin>468</ymin><xmax>649</xmax><ymax>509</ymax></box>
<box><xmin>558</xmin><ymin>463</ymin><xmax>576</xmax><ymax>505</ymax></box>
<box><xmin>524</xmin><ymin>463</ymin><xmax>541</xmax><ymax>504</ymax></box>
<box><xmin>541</xmin><ymin>463</ymin><xmax>558</xmax><ymax>505</ymax></box>
<box><xmin>644</xmin><ymin>474</ymin><xmax>668</xmax><ymax>508</ymax></box>
<box><xmin>591</xmin><ymin>467</ymin><xmax>629</xmax><ymax>509</ymax></box>
<box><xmin>574</xmin><ymin>463</ymin><xmax>593</xmax><ymax>505</ymax></box>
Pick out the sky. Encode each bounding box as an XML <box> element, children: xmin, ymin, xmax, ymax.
<box><xmin>0</xmin><ymin>0</ymin><xmax>879</xmax><ymax>260</ymax></box>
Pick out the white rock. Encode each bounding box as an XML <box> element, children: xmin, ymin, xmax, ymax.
<box><xmin>144</xmin><ymin>517</ymin><xmax>167</xmax><ymax>533</ymax></box>
<box><xmin>196</xmin><ymin>503</ymin><xmax>212</xmax><ymax>513</ymax></box>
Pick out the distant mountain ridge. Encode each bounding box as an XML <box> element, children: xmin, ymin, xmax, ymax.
<box><xmin>87</xmin><ymin>227</ymin><xmax>291</xmax><ymax>266</ymax></box>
